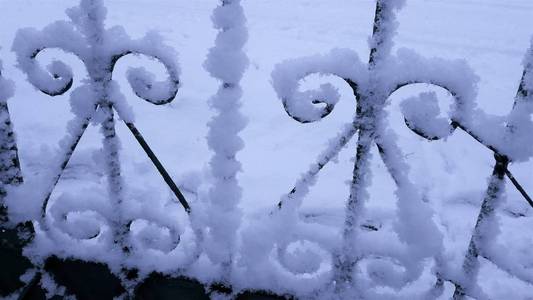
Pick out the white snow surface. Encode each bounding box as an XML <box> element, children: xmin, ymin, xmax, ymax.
<box><xmin>0</xmin><ymin>0</ymin><xmax>532</xmax><ymax>299</ymax></box>
<box><xmin>0</xmin><ymin>61</ymin><xmax>14</xmax><ymax>102</ymax></box>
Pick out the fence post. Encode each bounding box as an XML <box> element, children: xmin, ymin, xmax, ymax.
<box><xmin>452</xmin><ymin>40</ymin><xmax>533</xmax><ymax>299</ymax></box>
<box><xmin>0</xmin><ymin>62</ymin><xmax>22</xmax><ymax>216</ymax></box>
<box><xmin>0</xmin><ymin>59</ymin><xmax>36</xmax><ymax>298</ymax></box>
<box><xmin>203</xmin><ymin>0</ymin><xmax>248</xmax><ymax>287</ymax></box>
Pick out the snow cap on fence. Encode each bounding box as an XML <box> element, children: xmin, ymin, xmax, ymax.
<box><xmin>387</xmin><ymin>48</ymin><xmax>479</xmax><ymax>121</ymax></box>
<box><xmin>12</xmin><ymin>24</ymin><xmax>82</xmax><ymax>96</ymax></box>
<box><xmin>12</xmin><ymin>1</ymin><xmax>180</xmax><ymax>110</ymax></box>
<box><xmin>271</xmin><ymin>48</ymin><xmax>367</xmax><ymax>123</ymax></box>
<box><xmin>204</xmin><ymin>0</ymin><xmax>248</xmax><ymax>84</ymax></box>
<box><xmin>66</xmin><ymin>0</ymin><xmax>107</xmax><ymax>45</ymax></box>
<box><xmin>400</xmin><ymin>92</ymin><xmax>453</xmax><ymax>140</ymax></box>
<box><xmin>125</xmin><ymin>31</ymin><xmax>181</xmax><ymax>106</ymax></box>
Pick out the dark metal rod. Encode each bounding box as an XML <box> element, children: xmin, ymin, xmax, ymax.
<box><xmin>505</xmin><ymin>169</ymin><xmax>533</xmax><ymax>209</ymax></box>
<box><xmin>276</xmin><ymin>122</ymin><xmax>358</xmax><ymax>209</ymax></box>
<box><xmin>452</xmin><ymin>121</ymin><xmax>533</xmax><ymax>208</ymax></box>
<box><xmin>17</xmin><ymin>272</ymin><xmax>41</xmax><ymax>300</ymax></box>
<box><xmin>41</xmin><ymin>118</ymin><xmax>91</xmax><ymax>218</ymax></box>
<box><xmin>451</xmin><ymin>120</ymin><xmax>501</xmax><ymax>154</ymax></box>
<box><xmin>277</xmin><ymin>0</ymin><xmax>376</xmax><ymax>211</ymax></box>
<box><xmin>453</xmin><ymin>156</ymin><xmax>508</xmax><ymax>299</ymax></box>
<box><xmin>124</xmin><ymin>122</ymin><xmax>191</xmax><ymax>214</ymax></box>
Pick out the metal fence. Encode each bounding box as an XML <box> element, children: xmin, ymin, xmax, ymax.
<box><xmin>1</xmin><ymin>0</ymin><xmax>532</xmax><ymax>299</ymax></box>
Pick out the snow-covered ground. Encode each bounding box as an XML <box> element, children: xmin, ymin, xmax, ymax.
<box><xmin>1</xmin><ymin>0</ymin><xmax>532</xmax><ymax>298</ymax></box>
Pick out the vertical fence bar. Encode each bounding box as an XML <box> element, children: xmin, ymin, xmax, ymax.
<box><xmin>203</xmin><ymin>0</ymin><xmax>249</xmax><ymax>284</ymax></box>
<box><xmin>0</xmin><ymin>67</ymin><xmax>22</xmax><ymax>214</ymax></box>
<box><xmin>453</xmin><ymin>39</ymin><xmax>533</xmax><ymax>299</ymax></box>
<box><xmin>334</xmin><ymin>0</ymin><xmax>400</xmax><ymax>289</ymax></box>
<box><xmin>452</xmin><ymin>156</ymin><xmax>508</xmax><ymax>299</ymax></box>
<box><xmin>0</xmin><ymin>60</ymin><xmax>37</xmax><ymax>299</ymax></box>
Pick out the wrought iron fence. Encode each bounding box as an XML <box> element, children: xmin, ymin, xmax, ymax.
<box><xmin>1</xmin><ymin>0</ymin><xmax>532</xmax><ymax>299</ymax></box>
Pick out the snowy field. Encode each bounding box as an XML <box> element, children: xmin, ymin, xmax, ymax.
<box><xmin>1</xmin><ymin>0</ymin><xmax>533</xmax><ymax>299</ymax></box>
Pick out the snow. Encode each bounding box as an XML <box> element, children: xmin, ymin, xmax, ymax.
<box><xmin>0</xmin><ymin>61</ymin><xmax>15</xmax><ymax>102</ymax></box>
<box><xmin>400</xmin><ymin>91</ymin><xmax>453</xmax><ymax>140</ymax></box>
<box><xmin>0</xmin><ymin>59</ymin><xmax>21</xmax><ymax>206</ymax></box>
<box><xmin>271</xmin><ymin>48</ymin><xmax>366</xmax><ymax>123</ymax></box>
<box><xmin>0</xmin><ymin>0</ymin><xmax>532</xmax><ymax>298</ymax></box>
<box><xmin>200</xmin><ymin>0</ymin><xmax>248</xmax><ymax>280</ymax></box>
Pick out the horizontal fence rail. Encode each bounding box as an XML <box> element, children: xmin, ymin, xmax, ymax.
<box><xmin>1</xmin><ymin>0</ymin><xmax>532</xmax><ymax>299</ymax></box>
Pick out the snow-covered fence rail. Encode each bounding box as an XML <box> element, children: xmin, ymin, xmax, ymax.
<box><xmin>270</xmin><ymin>0</ymin><xmax>533</xmax><ymax>298</ymax></box>
<box><xmin>0</xmin><ymin>0</ymin><xmax>532</xmax><ymax>299</ymax></box>
<box><xmin>1</xmin><ymin>0</ymin><xmax>197</xmax><ymax>298</ymax></box>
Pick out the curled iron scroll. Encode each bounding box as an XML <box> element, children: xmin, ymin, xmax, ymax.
<box><xmin>272</xmin><ymin>43</ymin><xmax>533</xmax><ymax>295</ymax></box>
<box><xmin>12</xmin><ymin>19</ymin><xmax>191</xmax><ymax>256</ymax></box>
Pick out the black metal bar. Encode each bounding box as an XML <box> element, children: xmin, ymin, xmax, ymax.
<box><xmin>41</xmin><ymin>117</ymin><xmax>91</xmax><ymax>218</ymax></box>
<box><xmin>276</xmin><ymin>0</ymin><xmax>377</xmax><ymax>211</ymax></box>
<box><xmin>368</xmin><ymin>0</ymin><xmax>383</xmax><ymax>66</ymax></box>
<box><xmin>0</xmin><ymin>101</ymin><xmax>24</xmax><ymax>225</ymax></box>
<box><xmin>276</xmin><ymin>121</ymin><xmax>358</xmax><ymax>209</ymax></box>
<box><xmin>125</xmin><ymin>122</ymin><xmax>191</xmax><ymax>214</ymax></box>
<box><xmin>451</xmin><ymin>120</ymin><xmax>502</xmax><ymax>154</ymax></box>
<box><xmin>451</xmin><ymin>121</ymin><xmax>533</xmax><ymax>208</ymax></box>
<box><xmin>0</xmin><ymin>102</ymin><xmax>23</xmax><ymax>186</ymax></box>
<box><xmin>505</xmin><ymin>168</ymin><xmax>533</xmax><ymax>209</ymax></box>
<box><xmin>17</xmin><ymin>272</ymin><xmax>41</xmax><ymax>300</ymax></box>
<box><xmin>452</xmin><ymin>154</ymin><xmax>509</xmax><ymax>299</ymax></box>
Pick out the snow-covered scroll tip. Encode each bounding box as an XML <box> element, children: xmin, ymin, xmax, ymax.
<box><xmin>400</xmin><ymin>92</ymin><xmax>453</xmax><ymax>140</ymax></box>
<box><xmin>271</xmin><ymin>48</ymin><xmax>366</xmax><ymax>123</ymax></box>
<box><xmin>11</xmin><ymin>23</ymin><xmax>85</xmax><ymax>97</ymax></box>
<box><xmin>390</xmin><ymin>48</ymin><xmax>479</xmax><ymax>125</ymax></box>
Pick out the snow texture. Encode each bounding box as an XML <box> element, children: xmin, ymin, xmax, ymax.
<box><xmin>201</xmin><ymin>0</ymin><xmax>249</xmax><ymax>281</ymax></box>
<box><xmin>400</xmin><ymin>91</ymin><xmax>453</xmax><ymax>140</ymax></box>
<box><xmin>1</xmin><ymin>0</ymin><xmax>533</xmax><ymax>298</ymax></box>
<box><xmin>268</xmin><ymin>0</ymin><xmax>532</xmax><ymax>297</ymax></box>
<box><xmin>0</xmin><ymin>60</ymin><xmax>21</xmax><ymax>205</ymax></box>
<box><xmin>271</xmin><ymin>49</ymin><xmax>367</xmax><ymax>123</ymax></box>
<box><xmin>6</xmin><ymin>0</ymin><xmax>190</xmax><ymax>275</ymax></box>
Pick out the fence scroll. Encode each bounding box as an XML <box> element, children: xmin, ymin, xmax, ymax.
<box><xmin>270</xmin><ymin>0</ymin><xmax>533</xmax><ymax>298</ymax></box>
<box><xmin>1</xmin><ymin>0</ymin><xmax>532</xmax><ymax>299</ymax></box>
